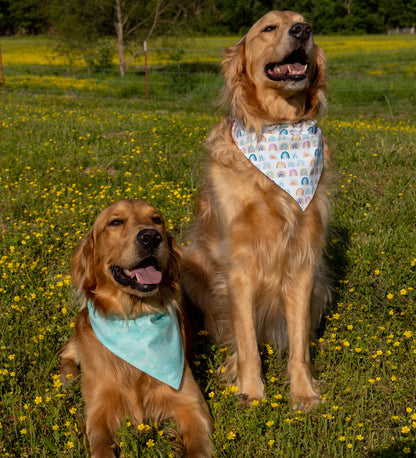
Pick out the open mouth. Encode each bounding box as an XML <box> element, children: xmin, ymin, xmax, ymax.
<box><xmin>111</xmin><ymin>257</ymin><xmax>162</xmax><ymax>293</ymax></box>
<box><xmin>265</xmin><ymin>50</ymin><xmax>308</xmax><ymax>82</ymax></box>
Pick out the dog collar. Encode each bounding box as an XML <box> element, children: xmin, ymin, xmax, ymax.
<box><xmin>87</xmin><ymin>301</ymin><xmax>184</xmax><ymax>390</ymax></box>
<box><xmin>231</xmin><ymin>119</ymin><xmax>324</xmax><ymax>211</ymax></box>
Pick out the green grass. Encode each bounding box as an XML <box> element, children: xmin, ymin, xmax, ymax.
<box><xmin>0</xmin><ymin>35</ymin><xmax>415</xmax><ymax>457</ymax></box>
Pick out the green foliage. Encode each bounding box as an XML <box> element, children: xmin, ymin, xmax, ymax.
<box><xmin>2</xmin><ymin>0</ymin><xmax>416</xmax><ymax>36</ymax></box>
<box><xmin>83</xmin><ymin>41</ymin><xmax>115</xmax><ymax>72</ymax></box>
<box><xmin>4</xmin><ymin>0</ymin><xmax>50</xmax><ymax>34</ymax></box>
<box><xmin>49</xmin><ymin>0</ymin><xmax>110</xmax><ymax>42</ymax></box>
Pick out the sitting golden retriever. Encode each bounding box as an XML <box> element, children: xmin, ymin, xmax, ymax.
<box><xmin>182</xmin><ymin>11</ymin><xmax>330</xmax><ymax>410</ymax></box>
<box><xmin>59</xmin><ymin>199</ymin><xmax>212</xmax><ymax>457</ymax></box>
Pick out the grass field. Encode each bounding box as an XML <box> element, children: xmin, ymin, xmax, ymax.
<box><xmin>0</xmin><ymin>34</ymin><xmax>415</xmax><ymax>457</ymax></box>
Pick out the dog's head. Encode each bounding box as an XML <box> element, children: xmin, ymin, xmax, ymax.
<box><xmin>71</xmin><ymin>199</ymin><xmax>181</xmax><ymax>316</ymax></box>
<box><xmin>221</xmin><ymin>11</ymin><xmax>327</xmax><ymax>132</ymax></box>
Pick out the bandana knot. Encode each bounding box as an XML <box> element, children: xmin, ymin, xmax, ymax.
<box><xmin>231</xmin><ymin>119</ymin><xmax>324</xmax><ymax>210</ymax></box>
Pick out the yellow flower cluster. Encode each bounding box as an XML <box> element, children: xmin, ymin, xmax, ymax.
<box><xmin>316</xmin><ymin>35</ymin><xmax>416</xmax><ymax>58</ymax></box>
<box><xmin>322</xmin><ymin>118</ymin><xmax>416</xmax><ymax>135</ymax></box>
<box><xmin>7</xmin><ymin>75</ymin><xmax>110</xmax><ymax>93</ymax></box>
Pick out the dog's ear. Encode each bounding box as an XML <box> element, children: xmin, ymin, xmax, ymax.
<box><xmin>221</xmin><ymin>38</ymin><xmax>263</xmax><ymax>132</ymax></box>
<box><xmin>308</xmin><ymin>44</ymin><xmax>327</xmax><ymax>117</ymax></box>
<box><xmin>222</xmin><ymin>38</ymin><xmax>246</xmax><ymax>90</ymax></box>
<box><xmin>166</xmin><ymin>233</ymin><xmax>182</xmax><ymax>290</ymax></box>
<box><xmin>221</xmin><ymin>38</ymin><xmax>250</xmax><ymax>117</ymax></box>
<box><xmin>71</xmin><ymin>230</ymin><xmax>95</xmax><ymax>296</ymax></box>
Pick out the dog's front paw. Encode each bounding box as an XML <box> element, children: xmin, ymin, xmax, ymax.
<box><xmin>288</xmin><ymin>361</ymin><xmax>322</xmax><ymax>411</ymax></box>
<box><xmin>235</xmin><ymin>359</ymin><xmax>265</xmax><ymax>404</ymax></box>
<box><xmin>289</xmin><ymin>377</ymin><xmax>321</xmax><ymax>411</ymax></box>
<box><xmin>290</xmin><ymin>393</ymin><xmax>321</xmax><ymax>412</ymax></box>
<box><xmin>236</xmin><ymin>380</ymin><xmax>265</xmax><ymax>404</ymax></box>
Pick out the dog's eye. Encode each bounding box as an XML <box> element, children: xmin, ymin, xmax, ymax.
<box><xmin>262</xmin><ymin>25</ymin><xmax>276</xmax><ymax>32</ymax></box>
<box><xmin>108</xmin><ymin>218</ymin><xmax>124</xmax><ymax>227</ymax></box>
<box><xmin>151</xmin><ymin>216</ymin><xmax>162</xmax><ymax>225</ymax></box>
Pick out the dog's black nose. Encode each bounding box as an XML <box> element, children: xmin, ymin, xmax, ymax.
<box><xmin>289</xmin><ymin>22</ymin><xmax>312</xmax><ymax>41</ymax></box>
<box><xmin>137</xmin><ymin>229</ymin><xmax>162</xmax><ymax>249</ymax></box>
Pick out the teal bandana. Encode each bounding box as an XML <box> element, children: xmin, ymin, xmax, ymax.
<box><xmin>87</xmin><ymin>301</ymin><xmax>184</xmax><ymax>390</ymax></box>
<box><xmin>232</xmin><ymin>120</ymin><xmax>324</xmax><ymax>211</ymax></box>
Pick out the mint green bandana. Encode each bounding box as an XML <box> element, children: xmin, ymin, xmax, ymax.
<box><xmin>87</xmin><ymin>301</ymin><xmax>184</xmax><ymax>390</ymax></box>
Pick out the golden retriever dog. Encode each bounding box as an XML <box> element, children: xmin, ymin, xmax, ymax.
<box><xmin>182</xmin><ymin>11</ymin><xmax>330</xmax><ymax>410</ymax></box>
<box><xmin>59</xmin><ymin>199</ymin><xmax>212</xmax><ymax>457</ymax></box>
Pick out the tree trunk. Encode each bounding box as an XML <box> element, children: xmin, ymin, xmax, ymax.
<box><xmin>114</xmin><ymin>0</ymin><xmax>126</xmax><ymax>76</ymax></box>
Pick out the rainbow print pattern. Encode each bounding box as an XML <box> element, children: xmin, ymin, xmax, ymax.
<box><xmin>231</xmin><ymin>119</ymin><xmax>324</xmax><ymax>211</ymax></box>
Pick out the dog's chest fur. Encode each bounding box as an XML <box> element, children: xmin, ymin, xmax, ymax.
<box><xmin>201</xmin><ymin>121</ymin><xmax>327</xmax><ymax>277</ymax></box>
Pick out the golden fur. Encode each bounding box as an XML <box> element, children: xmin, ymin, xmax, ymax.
<box><xmin>182</xmin><ymin>11</ymin><xmax>331</xmax><ymax>410</ymax></box>
<box><xmin>59</xmin><ymin>199</ymin><xmax>212</xmax><ymax>457</ymax></box>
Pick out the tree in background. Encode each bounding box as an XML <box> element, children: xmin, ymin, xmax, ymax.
<box><xmin>0</xmin><ymin>0</ymin><xmax>50</xmax><ymax>35</ymax></box>
<box><xmin>49</xmin><ymin>0</ymin><xmax>110</xmax><ymax>70</ymax></box>
<box><xmin>176</xmin><ymin>0</ymin><xmax>416</xmax><ymax>35</ymax></box>
<box><xmin>0</xmin><ymin>1</ymin><xmax>9</xmax><ymax>35</ymax></box>
<box><xmin>1</xmin><ymin>0</ymin><xmax>416</xmax><ymax>42</ymax></box>
<box><xmin>49</xmin><ymin>0</ymin><xmax>181</xmax><ymax>75</ymax></box>
<box><xmin>100</xmin><ymin>0</ymin><xmax>180</xmax><ymax>76</ymax></box>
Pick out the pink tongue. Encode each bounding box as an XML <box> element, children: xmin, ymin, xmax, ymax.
<box><xmin>127</xmin><ymin>266</ymin><xmax>162</xmax><ymax>285</ymax></box>
<box><xmin>291</xmin><ymin>62</ymin><xmax>305</xmax><ymax>71</ymax></box>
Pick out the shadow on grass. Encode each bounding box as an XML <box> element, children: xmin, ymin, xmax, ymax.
<box><xmin>367</xmin><ymin>440</ymin><xmax>415</xmax><ymax>457</ymax></box>
<box><xmin>317</xmin><ymin>222</ymin><xmax>351</xmax><ymax>338</ymax></box>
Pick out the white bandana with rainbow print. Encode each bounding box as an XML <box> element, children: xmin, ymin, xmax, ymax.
<box><xmin>231</xmin><ymin>119</ymin><xmax>324</xmax><ymax>211</ymax></box>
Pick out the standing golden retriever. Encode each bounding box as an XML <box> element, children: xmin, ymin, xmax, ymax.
<box><xmin>182</xmin><ymin>11</ymin><xmax>330</xmax><ymax>410</ymax></box>
<box><xmin>59</xmin><ymin>199</ymin><xmax>212</xmax><ymax>457</ymax></box>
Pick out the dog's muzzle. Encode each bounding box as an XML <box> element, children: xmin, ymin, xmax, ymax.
<box><xmin>111</xmin><ymin>229</ymin><xmax>164</xmax><ymax>293</ymax></box>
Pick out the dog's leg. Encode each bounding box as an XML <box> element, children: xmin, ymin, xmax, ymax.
<box><xmin>83</xmin><ymin>384</ymin><xmax>127</xmax><ymax>458</ymax></box>
<box><xmin>284</xmin><ymin>270</ymin><xmax>320</xmax><ymax>411</ymax></box>
<box><xmin>228</xmin><ymin>270</ymin><xmax>264</xmax><ymax>402</ymax></box>
<box><xmin>163</xmin><ymin>369</ymin><xmax>213</xmax><ymax>457</ymax></box>
<box><xmin>59</xmin><ymin>336</ymin><xmax>80</xmax><ymax>386</ymax></box>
